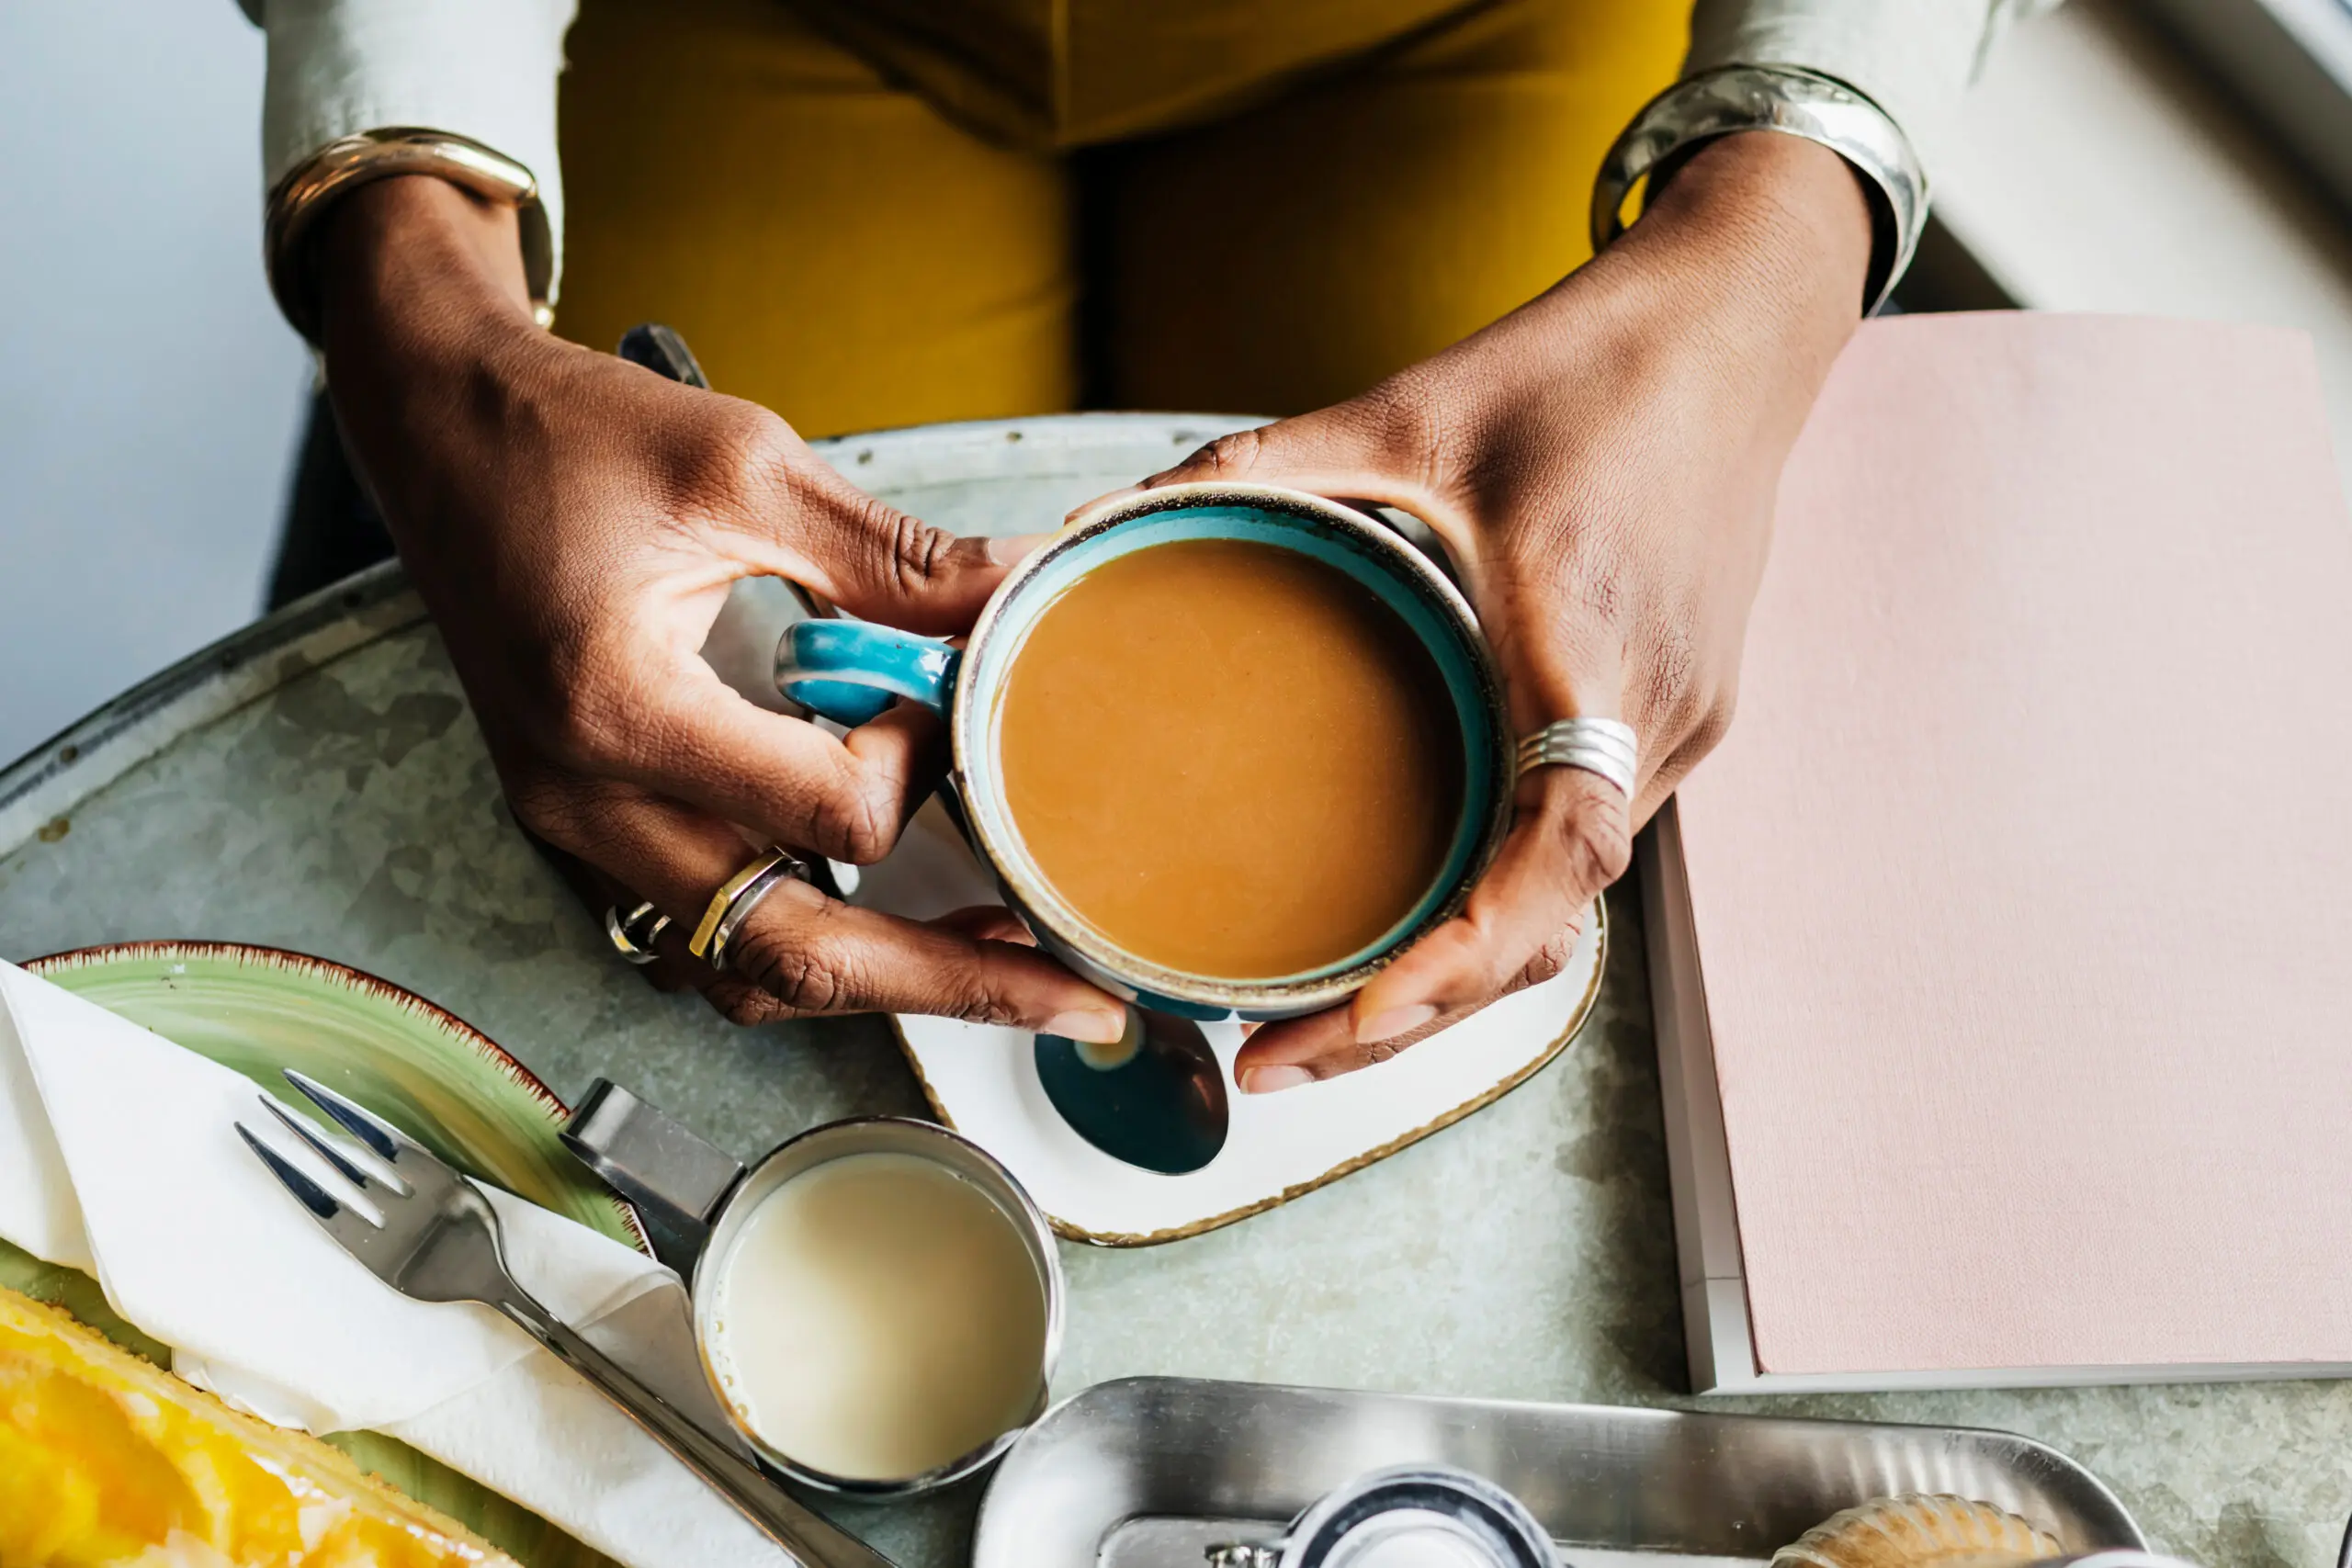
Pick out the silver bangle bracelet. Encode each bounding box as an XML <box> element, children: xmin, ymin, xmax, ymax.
<box><xmin>264</xmin><ymin>128</ymin><xmax>555</xmax><ymax>344</ymax></box>
<box><xmin>1590</xmin><ymin>64</ymin><xmax>1928</xmax><ymax>317</ymax></box>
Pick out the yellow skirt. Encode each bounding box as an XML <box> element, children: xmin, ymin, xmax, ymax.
<box><xmin>554</xmin><ymin>0</ymin><xmax>1688</xmax><ymax>434</ymax></box>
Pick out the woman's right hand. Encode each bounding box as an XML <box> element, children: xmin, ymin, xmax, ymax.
<box><xmin>311</xmin><ymin>175</ymin><xmax>1127</xmax><ymax>1043</ymax></box>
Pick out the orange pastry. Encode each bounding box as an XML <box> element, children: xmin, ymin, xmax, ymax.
<box><xmin>0</xmin><ymin>1284</ymin><xmax>516</xmax><ymax>1567</ymax></box>
<box><xmin>1774</xmin><ymin>1494</ymin><xmax>2063</xmax><ymax>1568</ymax></box>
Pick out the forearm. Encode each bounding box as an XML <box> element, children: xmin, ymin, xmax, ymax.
<box><xmin>1532</xmin><ymin>131</ymin><xmax>1873</xmax><ymax>468</ymax></box>
<box><xmin>312</xmin><ymin>177</ymin><xmax>556</xmax><ymax>557</ymax></box>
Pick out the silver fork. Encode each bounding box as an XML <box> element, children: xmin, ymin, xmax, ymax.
<box><xmin>237</xmin><ymin>1069</ymin><xmax>894</xmax><ymax>1568</ymax></box>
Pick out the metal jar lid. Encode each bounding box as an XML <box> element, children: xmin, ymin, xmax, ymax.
<box><xmin>1207</xmin><ymin>1464</ymin><xmax>1555</xmax><ymax>1568</ymax></box>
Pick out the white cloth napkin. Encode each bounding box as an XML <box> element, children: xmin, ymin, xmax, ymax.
<box><xmin>0</xmin><ymin>958</ymin><xmax>785</xmax><ymax>1568</ymax></box>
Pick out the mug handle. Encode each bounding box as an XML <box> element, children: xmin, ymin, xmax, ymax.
<box><xmin>775</xmin><ymin>619</ymin><xmax>960</xmax><ymax>727</ymax></box>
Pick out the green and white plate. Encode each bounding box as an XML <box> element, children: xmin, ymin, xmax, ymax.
<box><xmin>0</xmin><ymin>941</ymin><xmax>641</xmax><ymax>1568</ymax></box>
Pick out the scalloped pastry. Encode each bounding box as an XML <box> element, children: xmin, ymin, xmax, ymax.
<box><xmin>1774</xmin><ymin>1494</ymin><xmax>2064</xmax><ymax>1568</ymax></box>
<box><xmin>0</xmin><ymin>1285</ymin><xmax>515</xmax><ymax>1567</ymax></box>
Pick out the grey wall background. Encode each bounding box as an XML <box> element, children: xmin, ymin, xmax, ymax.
<box><xmin>0</xmin><ymin>1</ymin><xmax>310</xmax><ymax>765</ymax></box>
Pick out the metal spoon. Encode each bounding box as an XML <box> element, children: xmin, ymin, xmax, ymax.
<box><xmin>1034</xmin><ymin>1008</ymin><xmax>1228</xmax><ymax>1174</ymax></box>
<box><xmin>922</xmin><ymin>780</ymin><xmax>1233</xmax><ymax>1174</ymax></box>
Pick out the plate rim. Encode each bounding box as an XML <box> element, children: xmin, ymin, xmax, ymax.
<box><xmin>21</xmin><ymin>938</ymin><xmax>648</xmax><ymax>1255</ymax></box>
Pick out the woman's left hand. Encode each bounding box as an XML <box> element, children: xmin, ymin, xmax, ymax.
<box><xmin>1106</xmin><ymin>130</ymin><xmax>1876</xmax><ymax>1091</ymax></box>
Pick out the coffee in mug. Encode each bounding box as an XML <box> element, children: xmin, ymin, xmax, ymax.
<box><xmin>996</xmin><ymin>536</ymin><xmax>1464</xmax><ymax>980</ymax></box>
<box><xmin>775</xmin><ymin>483</ymin><xmax>1513</xmax><ymax>1020</ymax></box>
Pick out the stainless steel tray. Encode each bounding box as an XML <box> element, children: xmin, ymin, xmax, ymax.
<box><xmin>971</xmin><ymin>1378</ymin><xmax>2146</xmax><ymax>1568</ymax></box>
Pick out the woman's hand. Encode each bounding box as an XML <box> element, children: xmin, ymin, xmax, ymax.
<box><xmin>313</xmin><ymin>176</ymin><xmax>1127</xmax><ymax>1042</ymax></box>
<box><xmin>1114</xmin><ymin>131</ymin><xmax>1875</xmax><ymax>1090</ymax></box>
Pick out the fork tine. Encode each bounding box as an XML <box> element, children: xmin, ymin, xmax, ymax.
<box><xmin>238</xmin><ymin>1119</ymin><xmax>392</xmax><ymax>1263</ymax></box>
<box><xmin>282</xmin><ymin>1068</ymin><xmax>423</xmax><ymax>1166</ymax></box>
<box><xmin>256</xmin><ymin>1094</ymin><xmax>377</xmax><ymax>1192</ymax></box>
<box><xmin>236</xmin><ymin>1122</ymin><xmax>348</xmax><ymax>1222</ymax></box>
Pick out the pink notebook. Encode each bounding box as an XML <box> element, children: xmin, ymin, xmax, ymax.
<box><xmin>1644</xmin><ymin>312</ymin><xmax>2352</xmax><ymax>1393</ymax></box>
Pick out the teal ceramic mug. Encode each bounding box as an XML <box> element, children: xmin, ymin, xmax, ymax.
<box><xmin>775</xmin><ymin>482</ymin><xmax>1512</xmax><ymax>1021</ymax></box>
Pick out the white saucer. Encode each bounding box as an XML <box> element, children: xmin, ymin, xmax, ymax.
<box><xmin>854</xmin><ymin>799</ymin><xmax>1605</xmax><ymax>1245</ymax></box>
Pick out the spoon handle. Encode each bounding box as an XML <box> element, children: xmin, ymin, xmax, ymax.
<box><xmin>498</xmin><ymin>1291</ymin><xmax>899</xmax><ymax>1568</ymax></box>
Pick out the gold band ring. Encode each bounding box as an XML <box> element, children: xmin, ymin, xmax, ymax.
<box><xmin>688</xmin><ymin>847</ymin><xmax>810</xmax><ymax>971</ymax></box>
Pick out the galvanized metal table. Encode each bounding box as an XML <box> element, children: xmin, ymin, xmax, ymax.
<box><xmin>2</xmin><ymin>415</ymin><xmax>2342</xmax><ymax>1567</ymax></box>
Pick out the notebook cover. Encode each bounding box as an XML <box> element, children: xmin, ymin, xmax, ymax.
<box><xmin>1671</xmin><ymin>312</ymin><xmax>2352</xmax><ymax>1381</ymax></box>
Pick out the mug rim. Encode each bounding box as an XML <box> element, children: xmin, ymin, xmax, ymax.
<box><xmin>950</xmin><ymin>481</ymin><xmax>1515</xmax><ymax>1014</ymax></box>
<box><xmin>688</xmin><ymin>1115</ymin><xmax>1067</xmax><ymax>1497</ymax></box>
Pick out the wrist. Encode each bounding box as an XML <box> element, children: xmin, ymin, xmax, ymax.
<box><xmin>1487</xmin><ymin>130</ymin><xmax>1871</xmax><ymax>451</ymax></box>
<box><xmin>1616</xmin><ymin>131</ymin><xmax>1874</xmax><ymax>347</ymax></box>
<box><xmin>316</xmin><ymin>176</ymin><xmax>544</xmax><ymax>387</ymax></box>
<box><xmin>313</xmin><ymin>176</ymin><xmax>560</xmax><ymax>557</ymax></box>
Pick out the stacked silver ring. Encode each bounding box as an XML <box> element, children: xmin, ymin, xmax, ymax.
<box><xmin>605</xmin><ymin>901</ymin><xmax>671</xmax><ymax>965</ymax></box>
<box><xmin>1516</xmin><ymin>717</ymin><xmax>1638</xmax><ymax>798</ymax></box>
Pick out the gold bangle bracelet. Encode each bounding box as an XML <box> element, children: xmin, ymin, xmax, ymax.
<box><xmin>263</xmin><ymin>128</ymin><xmax>554</xmax><ymax>344</ymax></box>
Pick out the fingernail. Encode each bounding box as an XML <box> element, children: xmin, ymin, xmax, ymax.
<box><xmin>1073</xmin><ymin>1030</ymin><xmax>1140</xmax><ymax>1070</ymax></box>
<box><xmin>1066</xmin><ymin>486</ymin><xmax>1146</xmax><ymax>525</ymax></box>
<box><xmin>987</xmin><ymin>532</ymin><xmax>1053</xmax><ymax>565</ymax></box>
<box><xmin>1045</xmin><ymin>1008</ymin><xmax>1127</xmax><ymax>1045</ymax></box>
<box><xmin>1238</xmin><ymin>1064</ymin><xmax>1315</xmax><ymax>1095</ymax></box>
<box><xmin>1354</xmin><ymin>1003</ymin><xmax>1437</xmax><ymax>1045</ymax></box>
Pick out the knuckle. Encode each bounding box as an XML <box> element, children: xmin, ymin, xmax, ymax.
<box><xmin>950</xmin><ymin>987</ymin><xmax>1027</xmax><ymax>1029</ymax></box>
<box><xmin>752</xmin><ymin>944</ymin><xmax>845</xmax><ymax>1014</ymax></box>
<box><xmin>1643</xmin><ymin>666</ymin><xmax>1737</xmax><ymax>775</ymax></box>
<box><xmin>1516</xmin><ymin>932</ymin><xmax>1574</xmax><ymax>991</ymax></box>
<box><xmin>1703</xmin><ymin>682</ymin><xmax>1738</xmax><ymax>742</ymax></box>
<box><xmin>865</xmin><ymin>499</ymin><xmax>958</xmax><ymax>600</ymax></box>
<box><xmin>804</xmin><ymin>774</ymin><xmax>902</xmax><ymax>864</ymax></box>
<box><xmin>715</xmin><ymin>985</ymin><xmax>783</xmax><ymax>1028</ymax></box>
<box><xmin>503</xmin><ymin>770</ymin><xmax>605</xmax><ymax>853</ymax></box>
<box><xmin>503</xmin><ymin>773</ymin><xmax>575</xmax><ymax>841</ymax></box>
<box><xmin>677</xmin><ymin>402</ymin><xmax>792</xmax><ymax>513</ymax></box>
<box><xmin>1556</xmin><ymin>799</ymin><xmax>1634</xmax><ymax>891</ymax></box>
<box><xmin>1181</xmin><ymin>428</ymin><xmax>1265</xmax><ymax>479</ymax></box>
<box><xmin>1679</xmin><ymin>687</ymin><xmax>1736</xmax><ymax>762</ymax></box>
<box><xmin>1641</xmin><ymin>625</ymin><xmax>1702</xmax><ymax>722</ymax></box>
<box><xmin>766</xmin><ymin>945</ymin><xmax>845</xmax><ymax>1013</ymax></box>
<box><xmin>735</xmin><ymin>908</ymin><xmax>858</xmax><ymax>1015</ymax></box>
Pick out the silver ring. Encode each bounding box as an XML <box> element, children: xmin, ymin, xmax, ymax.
<box><xmin>701</xmin><ymin>852</ymin><xmax>813</xmax><ymax>973</ymax></box>
<box><xmin>1517</xmin><ymin>717</ymin><xmax>1638</xmax><ymax>798</ymax></box>
<box><xmin>605</xmin><ymin>900</ymin><xmax>671</xmax><ymax>965</ymax></box>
